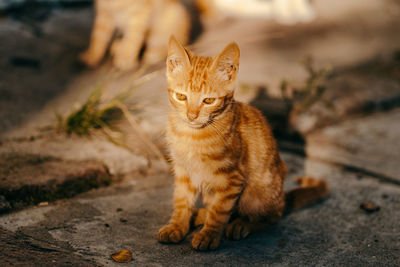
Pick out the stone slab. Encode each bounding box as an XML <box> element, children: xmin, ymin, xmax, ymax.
<box><xmin>0</xmin><ymin>134</ymin><xmax>150</xmax><ymax>175</ymax></box>
<box><xmin>3</xmin><ymin>0</ymin><xmax>400</xmax><ymax>139</ymax></box>
<box><xmin>0</xmin><ymin>152</ymin><xmax>112</xmax><ymax>214</ymax></box>
<box><xmin>290</xmin><ymin>56</ymin><xmax>400</xmax><ymax>135</ymax></box>
<box><xmin>306</xmin><ymin>108</ymin><xmax>400</xmax><ymax>183</ymax></box>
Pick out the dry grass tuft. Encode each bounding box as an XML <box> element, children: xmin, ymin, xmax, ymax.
<box><xmin>56</xmin><ymin>67</ymin><xmax>167</xmax><ymax>167</ymax></box>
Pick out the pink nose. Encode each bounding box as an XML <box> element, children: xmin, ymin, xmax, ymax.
<box><xmin>187</xmin><ymin>112</ymin><xmax>199</xmax><ymax>121</ymax></box>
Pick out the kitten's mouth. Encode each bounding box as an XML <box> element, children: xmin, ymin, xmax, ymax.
<box><xmin>186</xmin><ymin>119</ymin><xmax>215</xmax><ymax>129</ymax></box>
<box><xmin>187</xmin><ymin>121</ymin><xmax>204</xmax><ymax>128</ymax></box>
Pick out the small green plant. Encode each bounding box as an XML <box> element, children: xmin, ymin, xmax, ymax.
<box><xmin>60</xmin><ymin>87</ymin><xmax>123</xmax><ymax>136</ymax></box>
<box><xmin>57</xmin><ymin>66</ymin><xmax>153</xmax><ymax>135</ymax></box>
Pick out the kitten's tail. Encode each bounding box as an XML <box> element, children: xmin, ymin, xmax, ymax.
<box><xmin>284</xmin><ymin>176</ymin><xmax>330</xmax><ymax>213</ymax></box>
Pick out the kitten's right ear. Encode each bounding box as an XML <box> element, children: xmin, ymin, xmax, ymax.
<box><xmin>167</xmin><ymin>36</ymin><xmax>191</xmax><ymax>74</ymax></box>
<box><xmin>211</xmin><ymin>42</ymin><xmax>240</xmax><ymax>82</ymax></box>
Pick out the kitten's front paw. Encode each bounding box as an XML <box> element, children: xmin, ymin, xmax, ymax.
<box><xmin>225</xmin><ymin>218</ymin><xmax>251</xmax><ymax>240</ymax></box>
<box><xmin>191</xmin><ymin>229</ymin><xmax>221</xmax><ymax>251</ymax></box>
<box><xmin>157</xmin><ymin>225</ymin><xmax>185</xmax><ymax>243</ymax></box>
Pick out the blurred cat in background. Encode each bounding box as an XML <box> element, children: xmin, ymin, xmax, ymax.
<box><xmin>80</xmin><ymin>0</ymin><xmax>315</xmax><ymax>70</ymax></box>
<box><xmin>80</xmin><ymin>0</ymin><xmax>190</xmax><ymax>70</ymax></box>
<box><xmin>197</xmin><ymin>0</ymin><xmax>315</xmax><ymax>25</ymax></box>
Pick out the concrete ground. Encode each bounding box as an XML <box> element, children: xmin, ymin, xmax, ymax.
<box><xmin>0</xmin><ymin>153</ymin><xmax>399</xmax><ymax>266</ymax></box>
<box><xmin>0</xmin><ymin>0</ymin><xmax>399</xmax><ymax>266</ymax></box>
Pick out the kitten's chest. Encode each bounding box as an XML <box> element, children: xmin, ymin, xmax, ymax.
<box><xmin>169</xmin><ymin>135</ymin><xmax>216</xmax><ymax>188</ymax></box>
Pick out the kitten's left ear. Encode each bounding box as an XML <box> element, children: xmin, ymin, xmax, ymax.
<box><xmin>211</xmin><ymin>42</ymin><xmax>240</xmax><ymax>82</ymax></box>
<box><xmin>167</xmin><ymin>35</ymin><xmax>192</xmax><ymax>75</ymax></box>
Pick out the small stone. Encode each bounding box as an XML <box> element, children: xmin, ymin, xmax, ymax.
<box><xmin>120</xmin><ymin>218</ymin><xmax>128</xmax><ymax>223</ymax></box>
<box><xmin>360</xmin><ymin>203</ymin><xmax>380</xmax><ymax>213</ymax></box>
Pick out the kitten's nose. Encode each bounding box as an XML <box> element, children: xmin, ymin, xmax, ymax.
<box><xmin>187</xmin><ymin>112</ymin><xmax>199</xmax><ymax>121</ymax></box>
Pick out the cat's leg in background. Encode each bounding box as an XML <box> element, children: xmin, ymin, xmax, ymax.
<box><xmin>80</xmin><ymin>1</ymin><xmax>115</xmax><ymax>67</ymax></box>
<box><xmin>191</xmin><ymin>172</ymin><xmax>245</xmax><ymax>251</ymax></box>
<box><xmin>142</xmin><ymin>0</ymin><xmax>190</xmax><ymax>66</ymax></box>
<box><xmin>291</xmin><ymin>0</ymin><xmax>315</xmax><ymax>22</ymax></box>
<box><xmin>273</xmin><ymin>0</ymin><xmax>315</xmax><ymax>24</ymax></box>
<box><xmin>111</xmin><ymin>9</ymin><xmax>151</xmax><ymax>70</ymax></box>
<box><xmin>225</xmin><ymin>216</ymin><xmax>273</xmax><ymax>240</ymax></box>
<box><xmin>158</xmin><ymin>164</ymin><xmax>197</xmax><ymax>243</ymax></box>
<box><xmin>272</xmin><ymin>0</ymin><xmax>294</xmax><ymax>24</ymax></box>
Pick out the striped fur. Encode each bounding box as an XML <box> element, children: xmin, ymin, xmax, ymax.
<box><xmin>80</xmin><ymin>0</ymin><xmax>190</xmax><ymax>70</ymax></box>
<box><xmin>158</xmin><ymin>36</ymin><xmax>329</xmax><ymax>250</ymax></box>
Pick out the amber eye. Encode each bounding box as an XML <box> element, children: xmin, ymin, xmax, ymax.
<box><xmin>175</xmin><ymin>93</ymin><xmax>187</xmax><ymax>101</ymax></box>
<box><xmin>203</xmin><ymin>98</ymin><xmax>216</xmax><ymax>104</ymax></box>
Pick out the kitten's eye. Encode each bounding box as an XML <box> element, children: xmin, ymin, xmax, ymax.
<box><xmin>175</xmin><ymin>93</ymin><xmax>187</xmax><ymax>101</ymax></box>
<box><xmin>203</xmin><ymin>98</ymin><xmax>216</xmax><ymax>104</ymax></box>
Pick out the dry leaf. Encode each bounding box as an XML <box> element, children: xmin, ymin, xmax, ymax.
<box><xmin>360</xmin><ymin>203</ymin><xmax>380</xmax><ymax>213</ymax></box>
<box><xmin>111</xmin><ymin>249</ymin><xmax>132</xmax><ymax>263</ymax></box>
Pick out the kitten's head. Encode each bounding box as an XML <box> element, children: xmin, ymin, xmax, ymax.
<box><xmin>166</xmin><ymin>36</ymin><xmax>240</xmax><ymax>128</ymax></box>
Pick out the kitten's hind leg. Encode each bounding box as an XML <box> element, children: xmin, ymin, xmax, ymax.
<box><xmin>225</xmin><ymin>217</ymin><xmax>268</xmax><ymax>240</ymax></box>
<box><xmin>225</xmin><ymin>210</ymin><xmax>285</xmax><ymax>241</ymax></box>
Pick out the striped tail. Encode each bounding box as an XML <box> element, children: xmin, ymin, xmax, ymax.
<box><xmin>285</xmin><ymin>176</ymin><xmax>330</xmax><ymax>212</ymax></box>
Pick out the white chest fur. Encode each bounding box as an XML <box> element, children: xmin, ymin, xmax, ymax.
<box><xmin>170</xmin><ymin>137</ymin><xmax>214</xmax><ymax>188</ymax></box>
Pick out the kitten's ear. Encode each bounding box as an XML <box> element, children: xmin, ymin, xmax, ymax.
<box><xmin>211</xmin><ymin>42</ymin><xmax>240</xmax><ymax>82</ymax></box>
<box><xmin>167</xmin><ymin>35</ymin><xmax>191</xmax><ymax>74</ymax></box>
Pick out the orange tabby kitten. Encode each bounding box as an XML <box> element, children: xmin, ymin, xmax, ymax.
<box><xmin>80</xmin><ymin>0</ymin><xmax>190</xmax><ymax>70</ymax></box>
<box><xmin>158</xmin><ymin>36</ymin><xmax>329</xmax><ymax>251</ymax></box>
